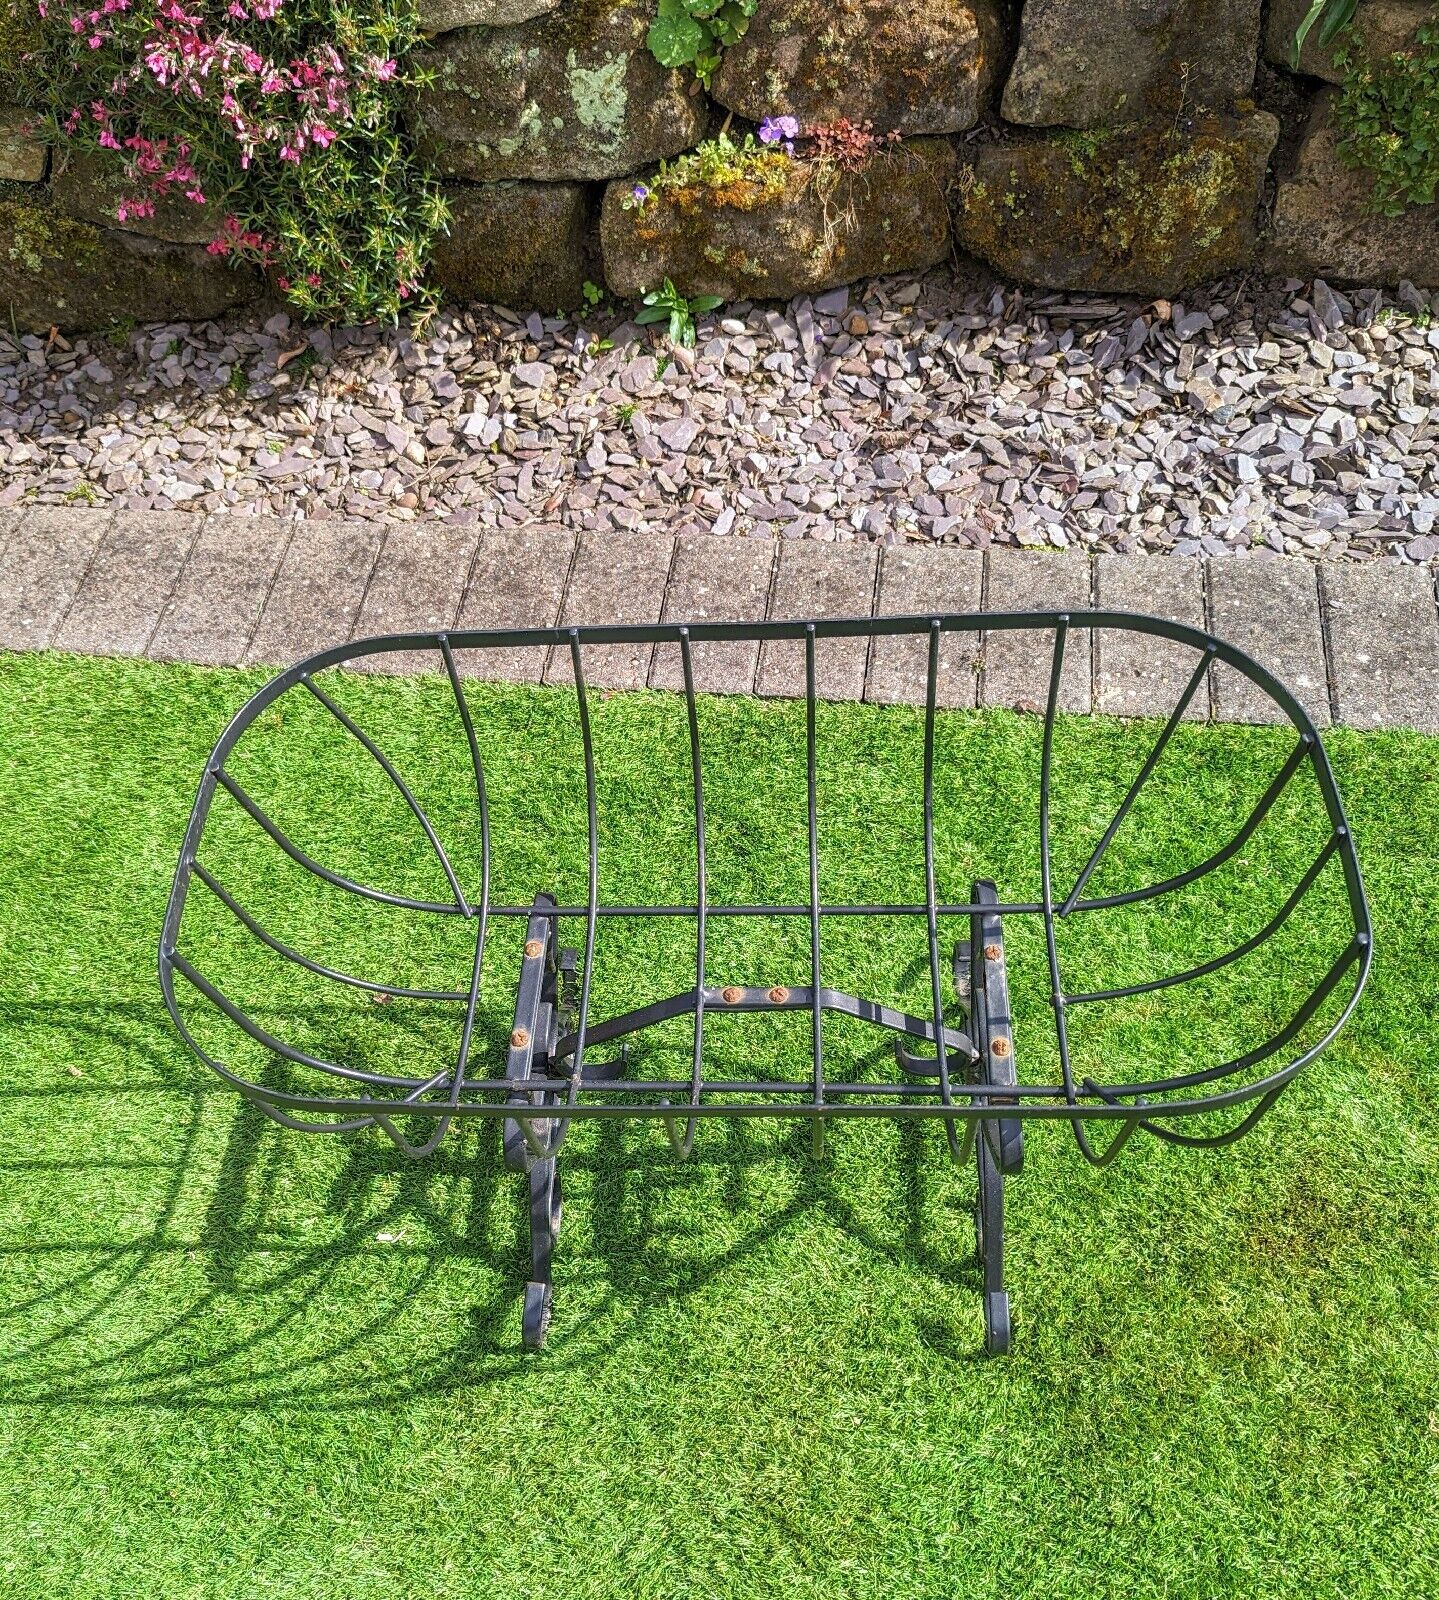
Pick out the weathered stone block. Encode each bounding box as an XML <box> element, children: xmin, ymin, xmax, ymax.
<box><xmin>51</xmin><ymin>149</ymin><xmax>222</xmax><ymax>245</ymax></box>
<box><xmin>0</xmin><ymin>196</ymin><xmax>259</xmax><ymax>333</ymax></box>
<box><xmin>0</xmin><ymin>105</ymin><xmax>45</xmax><ymax>183</ymax></box>
<box><xmin>1003</xmin><ymin>0</ymin><xmax>1262</xmax><ymax>128</ymax></box>
<box><xmin>417</xmin><ymin>0</ymin><xmax>560</xmax><ymax>35</ymax></box>
<box><xmin>1265</xmin><ymin>89</ymin><xmax>1439</xmax><ymax>287</ymax></box>
<box><xmin>1264</xmin><ymin>0</ymin><xmax>1431</xmax><ymax>86</ymax></box>
<box><xmin>410</xmin><ymin>0</ymin><xmax>705</xmax><ymax>181</ymax></box>
<box><xmin>432</xmin><ymin>180</ymin><xmax>597</xmax><ymax>309</ymax></box>
<box><xmin>602</xmin><ymin>138</ymin><xmax>956</xmax><ymax>301</ymax></box>
<box><xmin>954</xmin><ymin>113</ymin><xmax>1278</xmax><ymax>296</ymax></box>
<box><xmin>713</xmin><ymin>0</ymin><xmax>1003</xmax><ymax>136</ymax></box>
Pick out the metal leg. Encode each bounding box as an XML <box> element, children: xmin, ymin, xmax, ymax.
<box><xmin>969</xmin><ymin>879</ymin><xmax>1020</xmax><ymax>1356</ymax></box>
<box><xmin>507</xmin><ymin>895</ymin><xmax>577</xmax><ymax>1351</ymax></box>
<box><xmin>975</xmin><ymin>1124</ymin><xmax>1010</xmax><ymax>1356</ymax></box>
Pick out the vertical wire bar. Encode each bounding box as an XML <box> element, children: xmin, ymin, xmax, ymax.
<box><xmin>805</xmin><ymin>625</ymin><xmax>825</xmax><ymax>1157</ymax></box>
<box><xmin>441</xmin><ymin>636</ymin><xmax>491</xmax><ymax>1007</ymax></box>
<box><xmin>678</xmin><ymin>628</ymin><xmax>705</xmax><ymax>1158</ymax></box>
<box><xmin>1038</xmin><ymin>618</ymin><xmax>1105</xmax><ymax>1162</ymax></box>
<box><xmin>568</xmin><ymin>631</ymin><xmax>600</xmax><ymax>1117</ymax></box>
<box><xmin>922</xmin><ymin>619</ymin><xmax>963</xmax><ymax>1162</ymax></box>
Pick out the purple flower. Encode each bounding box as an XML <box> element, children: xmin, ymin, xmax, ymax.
<box><xmin>631</xmin><ymin>183</ymin><xmax>650</xmax><ymax>202</ymax></box>
<box><xmin>758</xmin><ymin>115</ymin><xmax>799</xmax><ymax>155</ymax></box>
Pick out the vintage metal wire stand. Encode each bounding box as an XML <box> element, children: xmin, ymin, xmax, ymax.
<box><xmin>160</xmin><ymin>613</ymin><xmax>1371</xmax><ymax>1355</ymax></box>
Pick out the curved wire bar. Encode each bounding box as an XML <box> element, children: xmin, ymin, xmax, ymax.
<box><xmin>1059</xmin><ymin>646</ymin><xmax>1214</xmax><ymax>915</ymax></box>
<box><xmin>158</xmin><ymin>610</ymin><xmax>1372</xmax><ymax>1151</ymax></box>
<box><xmin>190</xmin><ymin>861</ymin><xmax>470</xmax><ymax>1003</ymax></box>
<box><xmin>215</xmin><ymin>770</ymin><xmax>464</xmax><ymax>917</ymax></box>
<box><xmin>298</xmin><ymin>673</ymin><xmax>471</xmax><ymax>916</ymax></box>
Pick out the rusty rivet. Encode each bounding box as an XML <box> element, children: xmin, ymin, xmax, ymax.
<box><xmin>721</xmin><ymin>986</ymin><xmax>743</xmax><ymax>1004</ymax></box>
<box><xmin>991</xmin><ymin>1036</ymin><xmax>1011</xmax><ymax>1058</ymax></box>
<box><xmin>510</xmin><ymin>1028</ymin><xmax>530</xmax><ymax>1049</ymax></box>
<box><xmin>524</xmin><ymin>939</ymin><xmax>544</xmax><ymax>959</ymax></box>
<box><xmin>768</xmin><ymin>985</ymin><xmax>790</xmax><ymax>1004</ymax></box>
<box><xmin>984</xmin><ymin>943</ymin><xmax>1001</xmax><ymax>962</ymax></box>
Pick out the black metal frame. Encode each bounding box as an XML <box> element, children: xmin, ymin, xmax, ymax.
<box><xmin>159</xmin><ymin>612</ymin><xmax>1371</xmax><ymax>1354</ymax></box>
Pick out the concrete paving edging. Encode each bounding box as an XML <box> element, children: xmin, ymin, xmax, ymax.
<box><xmin>2</xmin><ymin>506</ymin><xmax>1438</xmax><ymax>733</ymax></box>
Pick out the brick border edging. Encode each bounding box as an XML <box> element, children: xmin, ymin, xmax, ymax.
<box><xmin>2</xmin><ymin>506</ymin><xmax>1438</xmax><ymax>733</ymax></box>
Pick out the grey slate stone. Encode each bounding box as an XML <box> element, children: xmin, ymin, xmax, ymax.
<box><xmin>1095</xmin><ymin>553</ymin><xmax>1209</xmax><ymax>720</ymax></box>
<box><xmin>1208</xmin><ymin>558</ymin><xmax>1330</xmax><ymax>727</ymax></box>
<box><xmin>982</xmin><ymin>549</ymin><xmax>1093</xmax><ymax>714</ymax></box>
<box><xmin>0</xmin><ymin>506</ymin><xmax>111</xmax><ymax>651</ymax></box>
<box><xmin>1323</xmin><ymin>563</ymin><xmax>1439</xmax><ymax>734</ymax></box>
<box><xmin>866</xmin><ymin>543</ymin><xmax>983</xmax><ymax>709</ymax></box>
<box><xmin>454</xmin><ymin>524</ymin><xmax>574</xmax><ymax>683</ymax></box>
<box><xmin>757</xmin><ymin>540</ymin><xmax>879</xmax><ymax>701</ymax></box>
<box><xmin>246</xmin><ymin>519</ymin><xmax>383</xmax><ymax>667</ymax></box>
<box><xmin>351</xmin><ymin>521</ymin><xmax>482</xmax><ymax>676</ymax></box>
<box><xmin>545</xmin><ymin>530</ymin><xmax>674</xmax><ymax>692</ymax></box>
<box><xmin>651</xmin><ymin>535</ymin><xmax>776</xmax><ymax>696</ymax></box>
<box><xmin>150</xmin><ymin>514</ymin><xmax>290</xmax><ymax>667</ymax></box>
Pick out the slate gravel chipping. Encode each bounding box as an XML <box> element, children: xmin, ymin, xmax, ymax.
<box><xmin>1</xmin><ymin>271</ymin><xmax>1436</xmax><ymax>564</ymax></box>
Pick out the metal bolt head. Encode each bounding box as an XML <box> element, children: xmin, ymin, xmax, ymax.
<box><xmin>768</xmin><ymin>985</ymin><xmax>790</xmax><ymax>1004</ymax></box>
<box><xmin>991</xmin><ymin>1036</ymin><xmax>1011</xmax><ymax>1058</ymax></box>
<box><xmin>510</xmin><ymin>1027</ymin><xmax>530</xmax><ymax>1049</ymax></box>
<box><xmin>983</xmin><ymin>943</ymin><xmax>1001</xmax><ymax>962</ymax></box>
<box><xmin>524</xmin><ymin>939</ymin><xmax>544</xmax><ymax>960</ymax></box>
<box><xmin>721</xmin><ymin>986</ymin><xmax>743</xmax><ymax>1004</ymax></box>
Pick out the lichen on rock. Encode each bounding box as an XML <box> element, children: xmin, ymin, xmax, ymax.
<box><xmin>415</xmin><ymin>0</ymin><xmax>560</xmax><ymax>38</ymax></box>
<box><xmin>0</xmin><ymin>105</ymin><xmax>46</xmax><ymax>183</ymax></box>
<box><xmin>431</xmin><ymin>179</ymin><xmax>598</xmax><ymax>307</ymax></box>
<box><xmin>601</xmin><ymin>137</ymin><xmax>958</xmax><ymax>301</ymax></box>
<box><xmin>1003</xmin><ymin>0</ymin><xmax>1263</xmax><ymax>128</ymax></box>
<box><xmin>954</xmin><ymin>111</ymin><xmax>1279</xmax><ymax>295</ymax></box>
<box><xmin>714</xmin><ymin>0</ymin><xmax>1004</xmax><ymax>136</ymax></box>
<box><xmin>409</xmin><ymin>0</ymin><xmax>704</xmax><ymax>181</ymax></box>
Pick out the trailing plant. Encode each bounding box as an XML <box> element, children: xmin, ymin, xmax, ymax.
<box><xmin>15</xmin><ymin>0</ymin><xmax>447</xmax><ymax>322</ymax></box>
<box><xmin>646</xmin><ymin>0</ymin><xmax>757</xmax><ymax>88</ymax></box>
<box><xmin>635</xmin><ymin>278</ymin><xmax>722</xmax><ymax>348</ymax></box>
<box><xmin>1334</xmin><ymin>17</ymin><xmax>1439</xmax><ymax>213</ymax></box>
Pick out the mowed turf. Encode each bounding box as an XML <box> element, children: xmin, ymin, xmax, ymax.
<box><xmin>0</xmin><ymin>648</ymin><xmax>1435</xmax><ymax>1600</ymax></box>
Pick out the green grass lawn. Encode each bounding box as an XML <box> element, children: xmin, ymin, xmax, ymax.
<box><xmin>1</xmin><ymin>648</ymin><xmax>1435</xmax><ymax>1600</ymax></box>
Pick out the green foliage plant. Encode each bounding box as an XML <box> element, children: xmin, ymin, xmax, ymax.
<box><xmin>635</xmin><ymin>277</ymin><xmax>722</xmax><ymax>347</ymax></box>
<box><xmin>1333</xmin><ymin>17</ymin><xmax>1439</xmax><ymax>213</ymax></box>
<box><xmin>646</xmin><ymin>0</ymin><xmax>757</xmax><ymax>87</ymax></box>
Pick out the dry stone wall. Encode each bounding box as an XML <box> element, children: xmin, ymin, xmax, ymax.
<box><xmin>2</xmin><ymin>0</ymin><xmax>1437</xmax><ymax>330</ymax></box>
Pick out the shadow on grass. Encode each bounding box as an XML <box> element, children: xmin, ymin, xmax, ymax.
<box><xmin>0</xmin><ymin>999</ymin><xmax>990</xmax><ymax>1412</ymax></box>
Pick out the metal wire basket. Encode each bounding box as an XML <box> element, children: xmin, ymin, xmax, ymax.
<box><xmin>160</xmin><ymin>611</ymin><xmax>1371</xmax><ymax>1354</ymax></box>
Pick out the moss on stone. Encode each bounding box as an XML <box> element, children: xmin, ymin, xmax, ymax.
<box><xmin>1</xmin><ymin>192</ymin><xmax>257</xmax><ymax>331</ymax></box>
<box><xmin>601</xmin><ymin>138</ymin><xmax>957</xmax><ymax>301</ymax></box>
<box><xmin>955</xmin><ymin>111</ymin><xmax>1279</xmax><ymax>295</ymax></box>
